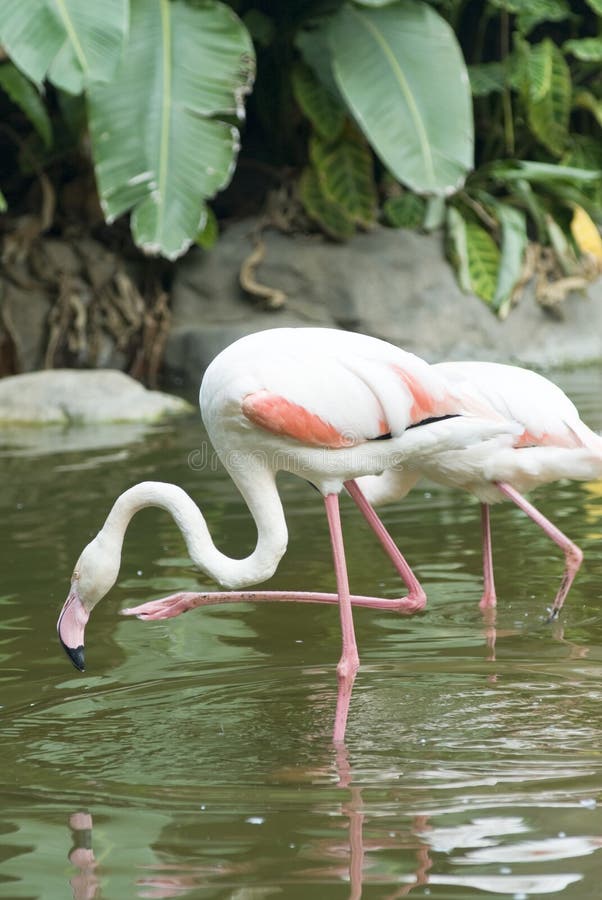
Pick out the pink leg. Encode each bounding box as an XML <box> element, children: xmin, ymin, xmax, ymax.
<box><xmin>344</xmin><ymin>479</ymin><xmax>426</xmax><ymax>612</ymax></box>
<box><xmin>482</xmin><ymin>605</ymin><xmax>497</xmax><ymax>664</ymax></box>
<box><xmin>496</xmin><ymin>481</ymin><xmax>583</xmax><ymax>618</ymax></box>
<box><xmin>479</xmin><ymin>503</ymin><xmax>497</xmax><ymax>610</ymax></box>
<box><xmin>122</xmin><ymin>488</ymin><xmax>428</xmax><ymax>742</ymax></box>
<box><xmin>123</xmin><ymin>483</ymin><xmax>426</xmax><ymax>622</ymax></box>
<box><xmin>345</xmin><ymin>786</ymin><xmax>365</xmax><ymax>900</ymax></box>
<box><xmin>324</xmin><ymin>492</ymin><xmax>359</xmax><ymax>743</ymax></box>
<box><xmin>334</xmin><ymin>744</ymin><xmax>364</xmax><ymax>899</ymax></box>
<box><xmin>122</xmin><ymin>589</ymin><xmax>416</xmax><ymax>620</ymax></box>
<box><xmin>121</xmin><ymin>511</ymin><xmax>428</xmax><ymax>623</ymax></box>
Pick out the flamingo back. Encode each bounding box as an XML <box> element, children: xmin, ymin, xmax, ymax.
<box><xmin>200</xmin><ymin>328</ymin><xmax>463</xmax><ymax>451</ymax></box>
<box><xmin>434</xmin><ymin>361</ymin><xmax>598</xmax><ymax>450</ymax></box>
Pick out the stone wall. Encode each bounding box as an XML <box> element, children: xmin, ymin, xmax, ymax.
<box><xmin>164</xmin><ymin>220</ymin><xmax>602</xmax><ymax>388</ymax></box>
<box><xmin>4</xmin><ymin>219</ymin><xmax>601</xmax><ymax>391</ymax></box>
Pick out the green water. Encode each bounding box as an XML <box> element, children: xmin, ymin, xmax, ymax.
<box><xmin>2</xmin><ymin>369</ymin><xmax>602</xmax><ymax>899</ymax></box>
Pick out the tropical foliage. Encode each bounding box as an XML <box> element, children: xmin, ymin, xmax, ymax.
<box><xmin>442</xmin><ymin>0</ymin><xmax>602</xmax><ymax>315</ymax></box>
<box><xmin>0</xmin><ymin>0</ymin><xmax>600</xmax><ymax>315</ymax></box>
<box><xmin>0</xmin><ymin>0</ymin><xmax>254</xmax><ymax>261</ymax></box>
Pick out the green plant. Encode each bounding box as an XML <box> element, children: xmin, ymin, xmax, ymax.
<box><xmin>291</xmin><ymin>0</ymin><xmax>602</xmax><ymax>313</ymax></box>
<box><xmin>255</xmin><ymin>0</ymin><xmax>602</xmax><ymax>315</ymax></box>
<box><xmin>0</xmin><ymin>0</ymin><xmax>600</xmax><ymax>317</ymax></box>
<box><xmin>440</xmin><ymin>0</ymin><xmax>602</xmax><ymax>314</ymax></box>
<box><xmin>292</xmin><ymin>0</ymin><xmax>474</xmax><ymax>238</ymax></box>
<box><xmin>0</xmin><ymin>0</ymin><xmax>474</xmax><ymax>258</ymax></box>
<box><xmin>0</xmin><ymin>0</ymin><xmax>254</xmax><ymax>260</ymax></box>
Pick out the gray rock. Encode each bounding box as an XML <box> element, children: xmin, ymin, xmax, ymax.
<box><xmin>165</xmin><ymin>219</ymin><xmax>602</xmax><ymax>386</ymax></box>
<box><xmin>0</xmin><ymin>369</ymin><xmax>193</xmax><ymax>424</ymax></box>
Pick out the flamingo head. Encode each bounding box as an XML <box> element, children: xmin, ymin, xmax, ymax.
<box><xmin>57</xmin><ymin>534</ymin><xmax>121</xmax><ymax>671</ymax></box>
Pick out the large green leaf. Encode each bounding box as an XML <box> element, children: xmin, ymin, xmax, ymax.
<box><xmin>573</xmin><ymin>90</ymin><xmax>602</xmax><ymax>128</ymax></box>
<box><xmin>291</xmin><ymin>62</ymin><xmax>345</xmax><ymax>141</ymax></box>
<box><xmin>517</xmin><ymin>0</ymin><xmax>569</xmax><ymax>35</ymax></box>
<box><xmin>299</xmin><ymin>166</ymin><xmax>356</xmax><ymax>240</ymax></box>
<box><xmin>564</xmin><ymin>137</ymin><xmax>602</xmax><ymax>210</ymax></box>
<box><xmin>242</xmin><ymin>9</ymin><xmax>275</xmax><ymax>47</ymax></box>
<box><xmin>328</xmin><ymin>1</ymin><xmax>473</xmax><ymax>195</ymax></box>
<box><xmin>564</xmin><ymin>38</ymin><xmax>602</xmax><ymax>62</ymax></box>
<box><xmin>295</xmin><ymin>27</ymin><xmax>341</xmax><ymax>99</ymax></box>
<box><xmin>468</xmin><ymin>62</ymin><xmax>506</xmax><ymax>97</ymax></box>
<box><xmin>490</xmin><ymin>202</ymin><xmax>527</xmax><ymax>318</ymax></box>
<box><xmin>446</xmin><ymin>206</ymin><xmax>472</xmax><ymax>293</ymax></box>
<box><xmin>0</xmin><ymin>63</ymin><xmax>52</xmax><ymax>146</ymax></box>
<box><xmin>468</xmin><ymin>56</ymin><xmax>523</xmax><ymax>96</ymax></box>
<box><xmin>195</xmin><ymin>206</ymin><xmax>219</xmax><ymax>250</ymax></box>
<box><xmin>546</xmin><ymin>213</ymin><xmax>578</xmax><ymax>275</ymax></box>
<box><xmin>510</xmin><ymin>178</ymin><xmax>548</xmax><ymax>244</ymax></box>
<box><xmin>423</xmin><ymin>195</ymin><xmax>445</xmax><ymax>230</ymax></box>
<box><xmin>489</xmin><ymin>160</ymin><xmax>601</xmax><ymax>184</ymax></box>
<box><xmin>526</xmin><ymin>39</ymin><xmax>571</xmax><ymax>157</ymax></box>
<box><xmin>488</xmin><ymin>0</ymin><xmax>569</xmax><ymax>34</ymax></box>
<box><xmin>466</xmin><ymin>221</ymin><xmax>501</xmax><ymax>304</ymax></box>
<box><xmin>310</xmin><ymin>126</ymin><xmax>377</xmax><ymax>225</ymax></box>
<box><xmin>526</xmin><ymin>39</ymin><xmax>555</xmax><ymax>103</ymax></box>
<box><xmin>88</xmin><ymin>0</ymin><xmax>255</xmax><ymax>261</ymax></box>
<box><xmin>384</xmin><ymin>192</ymin><xmax>426</xmax><ymax>228</ymax></box>
<box><xmin>0</xmin><ymin>0</ymin><xmax>127</xmax><ymax>93</ymax></box>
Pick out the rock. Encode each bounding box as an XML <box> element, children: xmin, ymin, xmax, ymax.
<box><xmin>165</xmin><ymin>219</ymin><xmax>602</xmax><ymax>386</ymax></box>
<box><xmin>0</xmin><ymin>422</ymin><xmax>161</xmax><ymax>456</ymax></box>
<box><xmin>0</xmin><ymin>369</ymin><xmax>193</xmax><ymax>425</ymax></box>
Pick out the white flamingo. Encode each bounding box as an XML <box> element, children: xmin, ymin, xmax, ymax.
<box><xmin>356</xmin><ymin>361</ymin><xmax>602</xmax><ymax>616</ymax></box>
<box><xmin>57</xmin><ymin>328</ymin><xmax>513</xmax><ymax>741</ymax></box>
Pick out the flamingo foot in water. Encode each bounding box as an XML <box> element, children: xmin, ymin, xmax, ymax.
<box><xmin>122</xmin><ymin>592</ymin><xmax>198</xmax><ymax>620</ymax></box>
<box><xmin>479</xmin><ymin>591</ymin><xmax>497</xmax><ymax>611</ymax></box>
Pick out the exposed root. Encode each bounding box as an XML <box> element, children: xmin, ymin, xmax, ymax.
<box><xmin>1</xmin><ymin>208</ymin><xmax>170</xmax><ymax>383</ymax></box>
<box><xmin>239</xmin><ymin>232</ymin><xmax>287</xmax><ymax>309</ymax></box>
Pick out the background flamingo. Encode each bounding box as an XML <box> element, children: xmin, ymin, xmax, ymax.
<box><xmin>356</xmin><ymin>361</ymin><xmax>602</xmax><ymax>618</ymax></box>
<box><xmin>57</xmin><ymin>328</ymin><xmax>511</xmax><ymax>742</ymax></box>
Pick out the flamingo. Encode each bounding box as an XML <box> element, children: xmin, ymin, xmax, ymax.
<box><xmin>356</xmin><ymin>361</ymin><xmax>602</xmax><ymax>617</ymax></box>
<box><xmin>57</xmin><ymin>328</ymin><xmax>513</xmax><ymax>741</ymax></box>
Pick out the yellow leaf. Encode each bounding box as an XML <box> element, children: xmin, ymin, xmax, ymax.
<box><xmin>570</xmin><ymin>205</ymin><xmax>602</xmax><ymax>261</ymax></box>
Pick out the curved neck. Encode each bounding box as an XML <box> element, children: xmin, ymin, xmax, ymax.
<box><xmin>101</xmin><ymin>464</ymin><xmax>288</xmax><ymax>589</ymax></box>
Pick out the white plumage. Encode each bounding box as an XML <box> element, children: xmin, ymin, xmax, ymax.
<box><xmin>358</xmin><ymin>360</ymin><xmax>602</xmax><ymax>615</ymax></box>
<box><xmin>57</xmin><ymin>328</ymin><xmax>515</xmax><ymax>741</ymax></box>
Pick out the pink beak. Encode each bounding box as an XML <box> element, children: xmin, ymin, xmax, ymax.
<box><xmin>57</xmin><ymin>587</ymin><xmax>89</xmax><ymax>671</ymax></box>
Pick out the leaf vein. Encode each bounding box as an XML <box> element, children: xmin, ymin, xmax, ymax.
<box><xmin>53</xmin><ymin>0</ymin><xmax>89</xmax><ymax>75</ymax></box>
<box><xmin>349</xmin><ymin>5</ymin><xmax>434</xmax><ymax>185</ymax></box>
<box><xmin>158</xmin><ymin>0</ymin><xmax>172</xmax><ymax>240</ymax></box>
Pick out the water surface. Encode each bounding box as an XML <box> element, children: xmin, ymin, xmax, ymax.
<box><xmin>2</xmin><ymin>369</ymin><xmax>602</xmax><ymax>898</ymax></box>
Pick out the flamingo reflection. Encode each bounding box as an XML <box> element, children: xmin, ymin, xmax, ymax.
<box><xmin>68</xmin><ymin>812</ymin><xmax>100</xmax><ymax>900</ymax></box>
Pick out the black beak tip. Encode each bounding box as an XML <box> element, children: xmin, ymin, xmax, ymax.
<box><xmin>60</xmin><ymin>640</ymin><xmax>85</xmax><ymax>672</ymax></box>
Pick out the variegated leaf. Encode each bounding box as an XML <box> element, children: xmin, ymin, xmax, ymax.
<box><xmin>527</xmin><ymin>39</ymin><xmax>571</xmax><ymax>156</ymax></box>
<box><xmin>298</xmin><ymin>167</ymin><xmax>356</xmax><ymax>240</ymax></box>
<box><xmin>310</xmin><ymin>126</ymin><xmax>377</xmax><ymax>226</ymax></box>
<box><xmin>291</xmin><ymin>63</ymin><xmax>345</xmax><ymax>141</ymax></box>
<box><xmin>465</xmin><ymin>221</ymin><xmax>501</xmax><ymax>304</ymax></box>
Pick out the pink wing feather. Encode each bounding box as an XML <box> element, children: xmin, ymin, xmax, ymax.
<box><xmin>242</xmin><ymin>389</ymin><xmax>383</xmax><ymax>448</ymax></box>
